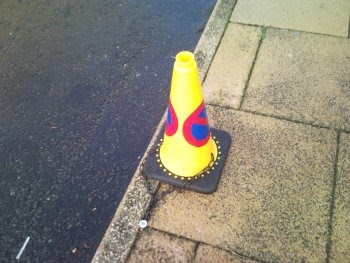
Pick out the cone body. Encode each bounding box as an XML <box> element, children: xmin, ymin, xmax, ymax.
<box><xmin>160</xmin><ymin>51</ymin><xmax>217</xmax><ymax>178</ymax></box>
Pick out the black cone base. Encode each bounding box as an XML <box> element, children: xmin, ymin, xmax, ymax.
<box><xmin>143</xmin><ymin>128</ymin><xmax>231</xmax><ymax>194</ymax></box>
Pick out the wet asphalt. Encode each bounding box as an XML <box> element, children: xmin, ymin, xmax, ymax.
<box><xmin>0</xmin><ymin>0</ymin><xmax>215</xmax><ymax>261</ymax></box>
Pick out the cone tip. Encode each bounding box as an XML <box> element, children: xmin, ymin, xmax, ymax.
<box><xmin>175</xmin><ymin>51</ymin><xmax>195</xmax><ymax>68</ymax></box>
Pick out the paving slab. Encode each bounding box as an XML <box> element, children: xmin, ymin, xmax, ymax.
<box><xmin>231</xmin><ymin>0</ymin><xmax>350</xmax><ymax>37</ymax></box>
<box><xmin>195</xmin><ymin>244</ymin><xmax>257</xmax><ymax>263</ymax></box>
<box><xmin>127</xmin><ymin>228</ymin><xmax>196</xmax><ymax>263</ymax></box>
<box><xmin>241</xmin><ymin>29</ymin><xmax>350</xmax><ymax>131</ymax></box>
<box><xmin>329</xmin><ymin>133</ymin><xmax>350</xmax><ymax>262</ymax></box>
<box><xmin>195</xmin><ymin>0</ymin><xmax>238</xmax><ymax>81</ymax></box>
<box><xmin>149</xmin><ymin>106</ymin><xmax>337</xmax><ymax>262</ymax></box>
<box><xmin>203</xmin><ymin>23</ymin><xmax>261</xmax><ymax>109</ymax></box>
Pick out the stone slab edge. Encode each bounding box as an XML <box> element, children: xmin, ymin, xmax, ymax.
<box><xmin>92</xmin><ymin>0</ymin><xmax>237</xmax><ymax>262</ymax></box>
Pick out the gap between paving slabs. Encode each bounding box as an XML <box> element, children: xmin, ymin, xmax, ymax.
<box><xmin>325</xmin><ymin>131</ymin><xmax>341</xmax><ymax>263</ymax></box>
<box><xmin>328</xmin><ymin>132</ymin><xmax>350</xmax><ymax>262</ymax></box>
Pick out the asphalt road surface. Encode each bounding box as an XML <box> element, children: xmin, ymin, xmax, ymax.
<box><xmin>0</xmin><ymin>0</ymin><xmax>215</xmax><ymax>261</ymax></box>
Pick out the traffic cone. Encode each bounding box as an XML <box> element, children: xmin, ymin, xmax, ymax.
<box><xmin>143</xmin><ymin>51</ymin><xmax>231</xmax><ymax>194</ymax></box>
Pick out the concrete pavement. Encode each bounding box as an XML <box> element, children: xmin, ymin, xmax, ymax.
<box><xmin>94</xmin><ymin>0</ymin><xmax>350</xmax><ymax>262</ymax></box>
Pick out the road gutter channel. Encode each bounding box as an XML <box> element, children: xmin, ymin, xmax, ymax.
<box><xmin>92</xmin><ymin>0</ymin><xmax>237</xmax><ymax>262</ymax></box>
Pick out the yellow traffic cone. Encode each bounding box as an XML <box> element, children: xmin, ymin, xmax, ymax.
<box><xmin>160</xmin><ymin>51</ymin><xmax>217</xmax><ymax>177</ymax></box>
<box><xmin>143</xmin><ymin>51</ymin><xmax>231</xmax><ymax>194</ymax></box>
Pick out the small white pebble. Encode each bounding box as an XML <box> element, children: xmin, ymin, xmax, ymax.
<box><xmin>139</xmin><ymin>220</ymin><xmax>147</xmax><ymax>228</ymax></box>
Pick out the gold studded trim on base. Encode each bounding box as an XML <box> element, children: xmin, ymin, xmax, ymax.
<box><xmin>155</xmin><ymin>136</ymin><xmax>222</xmax><ymax>181</ymax></box>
